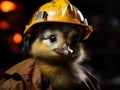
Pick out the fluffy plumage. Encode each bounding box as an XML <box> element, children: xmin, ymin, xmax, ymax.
<box><xmin>29</xmin><ymin>24</ymin><xmax>100</xmax><ymax>90</ymax></box>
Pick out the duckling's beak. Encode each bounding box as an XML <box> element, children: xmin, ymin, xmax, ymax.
<box><xmin>54</xmin><ymin>43</ymin><xmax>73</xmax><ymax>56</ymax></box>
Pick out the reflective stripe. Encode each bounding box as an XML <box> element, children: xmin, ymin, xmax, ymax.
<box><xmin>36</xmin><ymin>11</ymin><xmax>48</xmax><ymax>20</ymax></box>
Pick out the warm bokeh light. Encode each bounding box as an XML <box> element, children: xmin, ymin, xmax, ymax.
<box><xmin>0</xmin><ymin>1</ymin><xmax>16</xmax><ymax>12</ymax></box>
<box><xmin>13</xmin><ymin>33</ymin><xmax>22</xmax><ymax>44</ymax></box>
<box><xmin>0</xmin><ymin>21</ymin><xmax>10</xmax><ymax>30</ymax></box>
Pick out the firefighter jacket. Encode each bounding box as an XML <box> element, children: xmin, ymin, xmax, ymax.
<box><xmin>0</xmin><ymin>58</ymin><xmax>100</xmax><ymax>90</ymax></box>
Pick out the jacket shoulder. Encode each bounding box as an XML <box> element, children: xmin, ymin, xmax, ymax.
<box><xmin>0</xmin><ymin>58</ymin><xmax>38</xmax><ymax>90</ymax></box>
<box><xmin>5</xmin><ymin>58</ymin><xmax>36</xmax><ymax>75</ymax></box>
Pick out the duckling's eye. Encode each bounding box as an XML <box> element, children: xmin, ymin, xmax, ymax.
<box><xmin>49</xmin><ymin>35</ymin><xmax>57</xmax><ymax>43</ymax></box>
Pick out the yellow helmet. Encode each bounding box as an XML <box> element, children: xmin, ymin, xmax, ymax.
<box><xmin>24</xmin><ymin>0</ymin><xmax>93</xmax><ymax>40</ymax></box>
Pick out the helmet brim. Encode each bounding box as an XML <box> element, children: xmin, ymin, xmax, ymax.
<box><xmin>24</xmin><ymin>21</ymin><xmax>93</xmax><ymax>35</ymax></box>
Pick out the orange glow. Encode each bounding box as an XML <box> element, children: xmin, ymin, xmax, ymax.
<box><xmin>13</xmin><ymin>33</ymin><xmax>22</xmax><ymax>44</ymax></box>
<box><xmin>0</xmin><ymin>21</ymin><xmax>10</xmax><ymax>30</ymax></box>
<box><xmin>0</xmin><ymin>1</ymin><xmax>16</xmax><ymax>12</ymax></box>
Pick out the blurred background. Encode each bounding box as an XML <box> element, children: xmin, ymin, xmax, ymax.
<box><xmin>0</xmin><ymin>0</ymin><xmax>120</xmax><ymax>89</ymax></box>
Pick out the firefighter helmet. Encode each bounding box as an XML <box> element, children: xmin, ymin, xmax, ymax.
<box><xmin>24</xmin><ymin>0</ymin><xmax>93</xmax><ymax>40</ymax></box>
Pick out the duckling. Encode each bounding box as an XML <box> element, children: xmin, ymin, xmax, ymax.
<box><xmin>28</xmin><ymin>24</ymin><xmax>100</xmax><ymax>90</ymax></box>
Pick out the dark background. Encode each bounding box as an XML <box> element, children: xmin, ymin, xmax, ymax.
<box><xmin>0</xmin><ymin>0</ymin><xmax>120</xmax><ymax>89</ymax></box>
